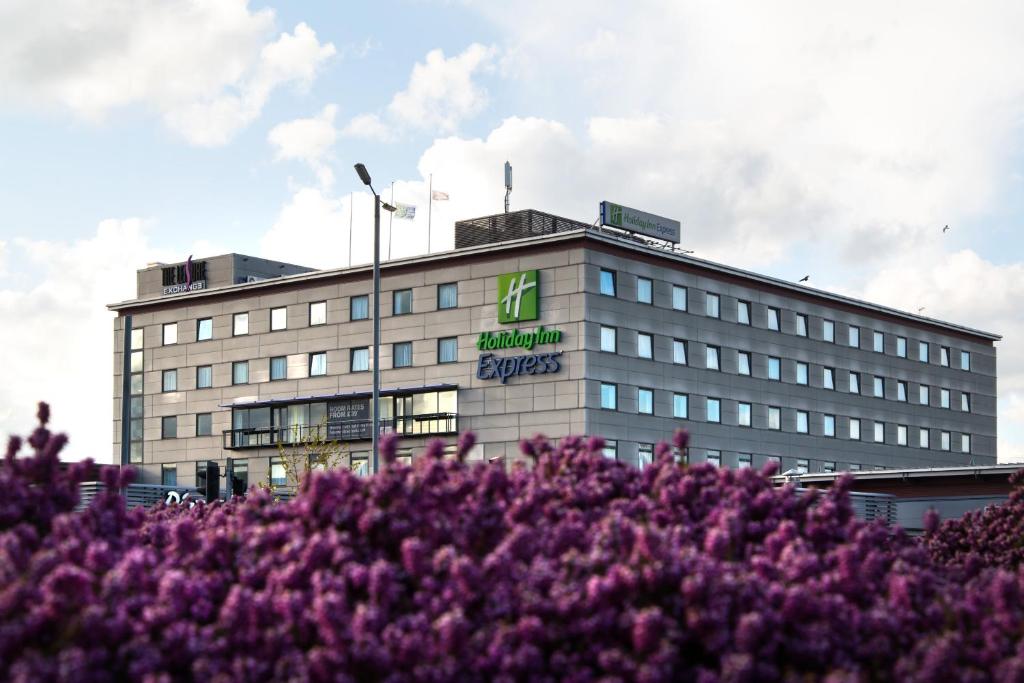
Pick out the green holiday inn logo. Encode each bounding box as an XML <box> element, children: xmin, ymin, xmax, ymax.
<box><xmin>497</xmin><ymin>270</ymin><xmax>539</xmax><ymax>323</ymax></box>
<box><xmin>608</xmin><ymin>202</ymin><xmax>623</xmax><ymax>226</ymax></box>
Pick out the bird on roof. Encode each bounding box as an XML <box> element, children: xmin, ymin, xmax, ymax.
<box><xmin>943</xmin><ymin>225</ymin><xmax>950</xmax><ymax>233</ymax></box>
<box><xmin>798</xmin><ymin>275</ymin><xmax>810</xmax><ymax>282</ymax></box>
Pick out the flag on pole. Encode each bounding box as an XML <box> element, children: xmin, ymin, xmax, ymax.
<box><xmin>431</xmin><ymin>190</ymin><xmax>449</xmax><ymax>201</ymax></box>
<box><xmin>394</xmin><ymin>202</ymin><xmax>417</xmax><ymax>219</ymax></box>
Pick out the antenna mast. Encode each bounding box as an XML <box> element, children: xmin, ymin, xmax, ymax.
<box><xmin>504</xmin><ymin>161</ymin><xmax>512</xmax><ymax>213</ymax></box>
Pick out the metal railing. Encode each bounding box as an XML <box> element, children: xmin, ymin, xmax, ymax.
<box><xmin>223</xmin><ymin>413</ymin><xmax>458</xmax><ymax>449</ymax></box>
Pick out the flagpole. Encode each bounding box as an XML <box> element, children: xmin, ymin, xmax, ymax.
<box><xmin>348</xmin><ymin>192</ymin><xmax>353</xmax><ymax>267</ymax></box>
<box><xmin>387</xmin><ymin>181</ymin><xmax>394</xmax><ymax>261</ymax></box>
<box><xmin>427</xmin><ymin>173</ymin><xmax>433</xmax><ymax>254</ymax></box>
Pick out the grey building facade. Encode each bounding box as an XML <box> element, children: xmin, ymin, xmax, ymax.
<box><xmin>109</xmin><ymin>210</ymin><xmax>999</xmax><ymax>492</ymax></box>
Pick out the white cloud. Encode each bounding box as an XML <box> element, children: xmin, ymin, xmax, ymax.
<box><xmin>268</xmin><ymin>104</ymin><xmax>338</xmax><ymax>187</ymax></box>
<box><xmin>340</xmin><ymin>113</ymin><xmax>395</xmax><ymax>142</ymax></box>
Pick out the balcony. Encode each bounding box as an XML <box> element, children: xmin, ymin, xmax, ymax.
<box><xmin>223</xmin><ymin>413</ymin><xmax>458</xmax><ymax>450</ymax></box>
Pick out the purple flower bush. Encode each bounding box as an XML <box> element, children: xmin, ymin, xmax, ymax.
<box><xmin>2</xmin><ymin>403</ymin><xmax>1024</xmax><ymax>681</ymax></box>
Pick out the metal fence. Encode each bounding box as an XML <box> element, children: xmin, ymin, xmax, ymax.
<box><xmin>77</xmin><ymin>482</ymin><xmax>201</xmax><ymax>511</ymax></box>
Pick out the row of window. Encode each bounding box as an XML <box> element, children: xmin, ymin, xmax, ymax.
<box><xmin>597</xmin><ymin>268</ymin><xmax>974</xmax><ymax>371</ymax></box>
<box><xmin>600</xmin><ymin>442</ymin><xmax>864</xmax><ymax>473</ymax></box>
<box><xmin>597</xmin><ymin>383</ymin><xmax>973</xmax><ymax>452</ymax></box>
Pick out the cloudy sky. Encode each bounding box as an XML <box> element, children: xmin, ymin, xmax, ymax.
<box><xmin>1</xmin><ymin>0</ymin><xmax>1022</xmax><ymax>462</ymax></box>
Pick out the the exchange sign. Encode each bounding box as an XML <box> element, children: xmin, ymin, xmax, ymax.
<box><xmin>599</xmin><ymin>201</ymin><xmax>681</xmax><ymax>244</ymax></box>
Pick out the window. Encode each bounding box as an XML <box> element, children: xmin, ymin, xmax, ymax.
<box><xmin>599</xmin><ymin>269</ymin><xmax>617</xmax><ymax>296</ymax></box>
<box><xmin>131</xmin><ymin>328</ymin><xmax>144</xmax><ymax>350</ymax></box>
<box><xmin>897</xmin><ymin>381</ymin><xmax>907</xmax><ymax>402</ymax></box>
<box><xmin>737</xmin><ymin>351</ymin><xmax>751</xmax><ymax>376</ymax></box>
<box><xmin>672</xmin><ymin>285</ymin><xmax>687</xmax><ymax>310</ymax></box>
<box><xmin>309</xmin><ymin>301</ymin><xmax>327</xmax><ymax>326</ymax></box>
<box><xmin>705</xmin><ymin>450</ymin><xmax>722</xmax><ymax>467</ymax></box>
<box><xmin>796</xmin><ymin>459</ymin><xmax>809</xmax><ymax>474</ymax></box>
<box><xmin>309</xmin><ymin>352</ymin><xmax>327</xmax><ymax>376</ymax></box>
<box><xmin>438</xmin><ymin>283</ymin><xmax>458</xmax><ymax>309</ymax></box>
<box><xmin>873</xmin><ymin>331</ymin><xmax>884</xmax><ymax>353</ymax></box>
<box><xmin>637</xmin><ymin>333</ymin><xmax>653</xmax><ymax>359</ymax></box>
<box><xmin>130</xmin><ymin>350</ymin><xmax>144</xmax><ymax>373</ymax></box>
<box><xmin>161</xmin><ymin>465</ymin><xmax>177</xmax><ymax>487</ymax></box>
<box><xmin>270</xmin><ymin>356</ymin><xmax>287</xmax><ymax>381</ymax></box>
<box><xmin>961</xmin><ymin>434</ymin><xmax>971</xmax><ymax>453</ymax></box>
<box><xmin>196</xmin><ymin>412</ymin><xmax>212</xmax><ymax>437</ymax></box>
<box><xmin>767</xmin><ymin>357</ymin><xmax>780</xmax><ymax>381</ymax></box>
<box><xmin>162</xmin><ymin>323</ymin><xmax>177</xmax><ymax>345</ymax></box>
<box><xmin>737</xmin><ymin>300</ymin><xmax>751</xmax><ymax>325</ymax></box>
<box><xmin>919</xmin><ymin>428</ymin><xmax>930</xmax><ymax>449</ymax></box>
<box><xmin>873</xmin><ymin>376</ymin><xmax>884</xmax><ymax>398</ymax></box>
<box><xmin>796</xmin><ymin>410</ymin><xmax>809</xmax><ymax>433</ymax></box>
<box><xmin>919</xmin><ymin>341</ymin><xmax>929</xmax><ymax>363</ymax></box>
<box><xmin>961</xmin><ymin>351</ymin><xmax>971</xmax><ymax>370</ymax></box>
<box><xmin>673</xmin><ymin>393</ymin><xmax>688</xmax><ymax>418</ymax></box>
<box><xmin>707</xmin><ymin>398</ymin><xmax>721</xmax><ymax>423</ymax></box>
<box><xmin>767</xmin><ymin>307</ymin><xmax>780</xmax><ymax>331</ymax></box>
<box><xmin>393</xmin><ymin>289</ymin><xmax>413</xmax><ymax>315</ymax></box>
<box><xmin>602</xmin><ymin>440</ymin><xmax>618</xmax><ymax>460</ymax></box>
<box><xmin>796</xmin><ymin>362</ymin><xmax>809</xmax><ymax>385</ymax></box>
<box><xmin>796</xmin><ymin>314</ymin><xmax>808</xmax><ymax>337</ymax></box>
<box><xmin>600</xmin><ymin>383</ymin><xmax>617</xmax><ymax>410</ymax></box>
<box><xmin>823</xmin><ymin>320</ymin><xmax>835</xmax><ymax>343</ymax></box>
<box><xmin>636</xmin><ymin>277</ymin><xmax>653</xmax><ymax>304</ymax></box>
<box><xmin>161</xmin><ymin>416</ymin><xmax>177</xmax><ymax>439</ymax></box>
<box><xmin>600</xmin><ymin>326</ymin><xmax>617</xmax><ymax>353</ymax></box>
<box><xmin>941</xmin><ymin>431</ymin><xmax>951</xmax><ymax>451</ymax></box>
<box><xmin>849</xmin><ymin>326</ymin><xmax>860</xmax><ymax>348</ymax></box>
<box><xmin>897</xmin><ymin>425</ymin><xmax>908</xmax><ymax>446</ymax></box>
<box><xmin>638</xmin><ymin>388</ymin><xmax>653</xmax><ymax>415</ymax></box>
<box><xmin>162</xmin><ymin>369</ymin><xmax>177</xmax><ymax>392</ymax></box>
<box><xmin>849</xmin><ymin>372</ymin><xmax>860</xmax><ymax>394</ymax></box>
<box><xmin>270</xmin><ymin>457</ymin><xmax>287</xmax><ymax>488</ymax></box>
<box><xmin>823</xmin><ymin>414</ymin><xmax>836</xmax><ymax>437</ymax></box>
<box><xmin>438</xmin><ymin>338</ymin><xmax>458</xmax><ymax>364</ymax></box>
<box><xmin>919</xmin><ymin>385</ymin><xmax>930</xmax><ymax>405</ymax></box>
<box><xmin>849</xmin><ymin>463</ymin><xmax>862</xmax><ymax>471</ymax></box>
<box><xmin>738</xmin><ymin>402</ymin><xmax>752</xmax><ymax>427</ymax></box>
<box><xmin>737</xmin><ymin>453</ymin><xmax>752</xmax><ymax>468</ymax></box>
<box><xmin>270</xmin><ymin>307</ymin><xmax>287</xmax><ymax>331</ymax></box>
<box><xmin>823</xmin><ymin>367</ymin><xmax>835</xmax><ymax>390</ymax></box>
<box><xmin>638</xmin><ymin>444</ymin><xmax>654</xmax><ymax>470</ymax></box>
<box><xmin>961</xmin><ymin>392</ymin><xmax>971</xmax><ymax>413</ymax></box>
<box><xmin>896</xmin><ymin>337</ymin><xmax>907</xmax><ymax>358</ymax></box>
<box><xmin>672</xmin><ymin>339</ymin><xmax>687</xmax><ymax>365</ymax></box>
<box><xmin>196</xmin><ymin>365</ymin><xmax>213</xmax><ymax>389</ymax></box>
<box><xmin>874</xmin><ymin>422</ymin><xmax>885</xmax><ymax>443</ymax></box>
<box><xmin>940</xmin><ymin>346</ymin><xmax>950</xmax><ymax>366</ymax></box>
<box><xmin>232</xmin><ymin>361</ymin><xmax>249</xmax><ymax>385</ymax></box>
<box><xmin>706</xmin><ymin>345</ymin><xmax>720</xmax><ymax>371</ymax></box>
<box><xmin>822</xmin><ymin>461</ymin><xmax>836</xmax><ymax>473</ymax></box>
<box><xmin>233</xmin><ymin>312</ymin><xmax>249</xmax><ymax>336</ymax></box>
<box><xmin>768</xmin><ymin>407</ymin><xmax>781</xmax><ymax>430</ymax></box>
<box><xmin>393</xmin><ymin>342</ymin><xmax>413</xmax><ymax>368</ymax></box>
<box><xmin>351</xmin><ymin>295</ymin><xmax>369</xmax><ymax>320</ymax></box>
<box><xmin>850</xmin><ymin>418</ymin><xmax>861</xmax><ymax>440</ymax></box>
<box><xmin>706</xmin><ymin>293</ymin><xmax>720</xmax><ymax>318</ymax></box>
<box><xmin>940</xmin><ymin>388</ymin><xmax>950</xmax><ymax>409</ymax></box>
<box><xmin>197</xmin><ymin>318</ymin><xmax>213</xmax><ymax>341</ymax></box>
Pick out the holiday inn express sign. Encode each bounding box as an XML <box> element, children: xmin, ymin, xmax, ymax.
<box><xmin>599</xmin><ymin>201</ymin><xmax>681</xmax><ymax>244</ymax></box>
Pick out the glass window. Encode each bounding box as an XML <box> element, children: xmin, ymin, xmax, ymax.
<box><xmin>637</xmin><ymin>333</ymin><xmax>653</xmax><ymax>359</ymax></box>
<box><xmin>393</xmin><ymin>289</ymin><xmax>413</xmax><ymax>315</ymax></box>
<box><xmin>673</xmin><ymin>393</ymin><xmax>688</xmax><ymax>418</ymax></box>
<box><xmin>638</xmin><ymin>388</ymin><xmax>653</xmax><ymax>415</ymax></box>
<box><xmin>636</xmin><ymin>277</ymin><xmax>653</xmax><ymax>304</ymax></box>
<box><xmin>130</xmin><ymin>373</ymin><xmax>143</xmax><ymax>395</ymax></box>
<box><xmin>919</xmin><ymin>341</ymin><xmax>929</xmax><ymax>363</ymax></box>
<box><xmin>436</xmin><ymin>283</ymin><xmax>458</xmax><ymax>310</ymax></box>
<box><xmin>940</xmin><ymin>346</ymin><xmax>950</xmax><ymax>366</ymax></box>
<box><xmin>768</xmin><ymin>406</ymin><xmax>781</xmax><ymax>430</ymax></box>
<box><xmin>897</xmin><ymin>425</ymin><xmax>908</xmax><ymax>446</ymax></box>
<box><xmin>348</xmin><ymin>348</ymin><xmax>368</xmax><ymax>372</ymax></box>
<box><xmin>796</xmin><ymin>362</ymin><xmax>808</xmax><ymax>385</ymax></box>
<box><xmin>197</xmin><ymin>318</ymin><xmax>213</xmax><ymax>341</ymax></box>
<box><xmin>161</xmin><ymin>465</ymin><xmax>177</xmax><ymax>487</ymax></box>
<box><xmin>767</xmin><ymin>307</ymin><xmax>780</xmax><ymax>331</ymax></box>
<box><xmin>599</xmin><ymin>269</ymin><xmax>616</xmax><ymax>296</ymax></box>
<box><xmin>796</xmin><ymin>410</ymin><xmax>808</xmax><ymax>433</ymax></box>
<box><xmin>823</xmin><ymin>414</ymin><xmax>836</xmax><ymax>437</ymax></box>
<box><xmin>130</xmin><ymin>350</ymin><xmax>144</xmax><ymax>373</ymax></box>
<box><xmin>767</xmin><ymin>357</ymin><xmax>780</xmax><ymax>380</ymax></box>
<box><xmin>961</xmin><ymin>434</ymin><xmax>971</xmax><ymax>453</ymax></box>
<box><xmin>638</xmin><ymin>444</ymin><xmax>654</xmax><ymax>470</ymax></box>
<box><xmin>270</xmin><ymin>457</ymin><xmax>287</xmax><ymax>487</ymax></box>
<box><xmin>438</xmin><ymin>337</ymin><xmax>458</xmax><ymax>364</ymax></box>
<box><xmin>822</xmin><ymin>462</ymin><xmax>836</xmax><ymax>473</ymax></box>
<box><xmin>232</xmin><ymin>361</ymin><xmax>249</xmax><ymax>385</ymax></box>
<box><xmin>737</xmin><ymin>301</ymin><xmax>750</xmax><ymax>325</ymax></box>
<box><xmin>351</xmin><ymin>295</ymin><xmax>369</xmax><ymax>320</ymax></box>
<box><xmin>823</xmin><ymin>320</ymin><xmax>835</xmax><ymax>343</ymax></box>
<box><xmin>873</xmin><ymin>376</ymin><xmax>884</xmax><ymax>398</ymax></box>
<box><xmin>600</xmin><ymin>383</ymin><xmax>617</xmax><ymax>410</ymax></box>
<box><xmin>874</xmin><ymin>422</ymin><xmax>884</xmax><ymax>443</ymax></box>
<box><xmin>940</xmin><ymin>388</ymin><xmax>950</xmax><ymax>408</ymax></box>
<box><xmin>130</xmin><ymin>328</ymin><xmax>144</xmax><ymax>350</ymax></box>
<box><xmin>873</xmin><ymin>331</ymin><xmax>884</xmax><ymax>353</ymax></box>
<box><xmin>919</xmin><ymin>428</ymin><xmax>929</xmax><ymax>448</ymax></box>
<box><xmin>941</xmin><ymin>431</ymin><xmax>951</xmax><ymax>451</ymax></box>
<box><xmin>896</xmin><ymin>337</ymin><xmax>907</xmax><ymax>358</ymax></box>
<box><xmin>738</xmin><ymin>402</ymin><xmax>751</xmax><ymax>427</ymax></box>
<box><xmin>961</xmin><ymin>351</ymin><xmax>971</xmax><ymax>371</ymax></box>
<box><xmin>897</xmin><ymin>381</ymin><xmax>907</xmax><ymax>402</ymax></box>
<box><xmin>796</xmin><ymin>459</ymin><xmax>809</xmax><ymax>474</ymax></box>
<box><xmin>961</xmin><ymin>392</ymin><xmax>971</xmax><ymax>412</ymax></box>
<box><xmin>130</xmin><ymin>397</ymin><xmax>143</xmax><ymax>418</ymax></box>
<box><xmin>706</xmin><ymin>293</ymin><xmax>720</xmax><ymax>318</ymax></box>
<box><xmin>270</xmin><ymin>356</ymin><xmax>287</xmax><ymax>381</ymax></box>
<box><xmin>737</xmin><ymin>453</ymin><xmax>752</xmax><ymax>468</ymax></box>
<box><xmin>130</xmin><ymin>417</ymin><xmax>143</xmax><ymax>440</ymax></box>
<box><xmin>705</xmin><ymin>450</ymin><xmax>721</xmax><ymax>467</ymax></box>
<box><xmin>309</xmin><ymin>352</ymin><xmax>327</xmax><ymax>376</ymax></box>
<box><xmin>849</xmin><ymin>463</ymin><xmax>862</xmax><ymax>471</ymax></box>
<box><xmin>796</xmin><ymin>314</ymin><xmax>808</xmax><ymax>337</ymax></box>
<box><xmin>737</xmin><ymin>351</ymin><xmax>751</xmax><ymax>376</ymax></box>
<box><xmin>162</xmin><ymin>323</ymin><xmax>177</xmax><ymax>345</ymax></box>
<box><xmin>602</xmin><ymin>440</ymin><xmax>618</xmax><ymax>460</ymax></box>
<box><xmin>706</xmin><ymin>345</ymin><xmax>720</xmax><ymax>371</ymax></box>
<box><xmin>707</xmin><ymin>398</ymin><xmax>721</xmax><ymax>423</ymax></box>
<box><xmin>233</xmin><ymin>312</ymin><xmax>248</xmax><ymax>336</ymax></box>
<box><xmin>849</xmin><ymin>326</ymin><xmax>860</xmax><ymax>348</ymax></box>
<box><xmin>823</xmin><ymin>367</ymin><xmax>835</xmax><ymax>390</ymax></box>
<box><xmin>850</xmin><ymin>418</ymin><xmax>861</xmax><ymax>440</ymax></box>
<box><xmin>600</xmin><ymin>326</ymin><xmax>617</xmax><ymax>353</ymax></box>
<box><xmin>196</xmin><ymin>365</ymin><xmax>213</xmax><ymax>388</ymax></box>
<box><xmin>919</xmin><ymin>385</ymin><xmax>930</xmax><ymax>405</ymax></box>
<box><xmin>271</xmin><ymin>307</ymin><xmax>287</xmax><ymax>331</ymax></box>
<box><xmin>162</xmin><ymin>369</ymin><xmax>177</xmax><ymax>392</ymax></box>
<box><xmin>161</xmin><ymin>415</ymin><xmax>177</xmax><ymax>439</ymax></box>
<box><xmin>393</xmin><ymin>342</ymin><xmax>413</xmax><ymax>368</ymax></box>
<box><xmin>673</xmin><ymin>339</ymin><xmax>687</xmax><ymax>365</ymax></box>
<box><xmin>849</xmin><ymin>372</ymin><xmax>860</xmax><ymax>394</ymax></box>
<box><xmin>672</xmin><ymin>285</ymin><xmax>687</xmax><ymax>311</ymax></box>
<box><xmin>196</xmin><ymin>412</ymin><xmax>213</xmax><ymax>437</ymax></box>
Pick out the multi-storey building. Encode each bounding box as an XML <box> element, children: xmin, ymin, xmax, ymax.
<box><xmin>109</xmin><ymin>210</ymin><xmax>999</xmax><ymax>492</ymax></box>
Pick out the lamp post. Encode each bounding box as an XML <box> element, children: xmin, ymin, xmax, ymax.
<box><xmin>353</xmin><ymin>163</ymin><xmax>395</xmax><ymax>474</ymax></box>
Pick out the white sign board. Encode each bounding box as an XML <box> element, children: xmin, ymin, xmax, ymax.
<box><xmin>599</xmin><ymin>201</ymin><xmax>681</xmax><ymax>244</ymax></box>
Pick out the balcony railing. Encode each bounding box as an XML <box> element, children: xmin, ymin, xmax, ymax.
<box><xmin>223</xmin><ymin>413</ymin><xmax>458</xmax><ymax>450</ymax></box>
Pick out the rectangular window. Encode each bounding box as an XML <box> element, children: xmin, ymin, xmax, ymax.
<box><xmin>767</xmin><ymin>307</ymin><xmax>780</xmax><ymax>331</ymax></box>
<box><xmin>961</xmin><ymin>351</ymin><xmax>971</xmax><ymax>371</ymax></box>
<box><xmin>897</xmin><ymin>381</ymin><xmax>907</xmax><ymax>402</ymax></box>
<box><xmin>600</xmin><ymin>383</ymin><xmax>617</xmax><ymax>410</ymax></box>
<box><xmin>602</xmin><ymin>440</ymin><xmax>618</xmax><ymax>460</ymax></box>
<box><xmin>197</xmin><ymin>318</ymin><xmax>213</xmax><ymax>341</ymax></box>
<box><xmin>196</xmin><ymin>365</ymin><xmax>213</xmax><ymax>389</ymax></box>
<box><xmin>768</xmin><ymin>406</ymin><xmax>781</xmax><ymax>431</ymax></box>
<box><xmin>850</xmin><ymin>418</ymin><xmax>861</xmax><ymax>440</ymax></box>
<box><xmin>873</xmin><ymin>331</ymin><xmax>884</xmax><ymax>353</ymax></box>
<box><xmin>636</xmin><ymin>277</ymin><xmax>653</xmax><ymax>304</ymax></box>
<box><xmin>270</xmin><ymin>356</ymin><xmax>287</xmax><ymax>381</ymax></box>
<box><xmin>941</xmin><ymin>431</ymin><xmax>951</xmax><ymax>451</ymax></box>
<box><xmin>161</xmin><ymin>465</ymin><xmax>177</xmax><ymax>487</ymax></box>
<box><xmin>849</xmin><ymin>463</ymin><xmax>862</xmax><ymax>471</ymax></box>
<box><xmin>737</xmin><ymin>300</ymin><xmax>751</xmax><ymax>325</ymax></box>
<box><xmin>600</xmin><ymin>326</ymin><xmax>617</xmax><ymax>353</ymax></box>
<box><xmin>233</xmin><ymin>312</ymin><xmax>249</xmax><ymax>336</ymax></box>
<box><xmin>673</xmin><ymin>393</ymin><xmax>688</xmax><ymax>418</ymax></box>
<box><xmin>309</xmin><ymin>301</ymin><xmax>327</xmax><ymax>326</ymax></box>
<box><xmin>393</xmin><ymin>289</ymin><xmax>413</xmax><ymax>315</ymax></box>
<box><xmin>796</xmin><ymin>362</ymin><xmax>808</xmax><ymax>385</ymax></box>
<box><xmin>269</xmin><ymin>457</ymin><xmax>287</xmax><ymax>488</ymax></box>
<box><xmin>961</xmin><ymin>434</ymin><xmax>971</xmax><ymax>453</ymax></box>
<box><xmin>706</xmin><ymin>345</ymin><xmax>720</xmax><ymax>371</ymax></box>
<box><xmin>873</xmin><ymin>376</ymin><xmax>884</xmax><ymax>398</ymax></box>
<box><xmin>438</xmin><ymin>283</ymin><xmax>458</xmax><ymax>309</ymax></box>
<box><xmin>599</xmin><ymin>269</ymin><xmax>617</xmax><ymax>296</ymax></box>
<box><xmin>919</xmin><ymin>428</ymin><xmax>930</xmax><ymax>449</ymax></box>
<box><xmin>824</xmin><ymin>414</ymin><xmax>836</xmax><ymax>437</ymax></box>
<box><xmin>672</xmin><ymin>285</ymin><xmax>687</xmax><ymax>311</ymax></box>
<box><xmin>874</xmin><ymin>422</ymin><xmax>885</xmax><ymax>443</ymax></box>
<box><xmin>351</xmin><ymin>348</ymin><xmax>370</xmax><ymax>372</ymax></box>
<box><xmin>638</xmin><ymin>388</ymin><xmax>654</xmax><ymax>415</ymax></box>
<box><xmin>130</xmin><ymin>350</ymin><xmax>144</xmax><ymax>373</ymax></box>
<box><xmin>705</xmin><ymin>450</ymin><xmax>722</xmax><ymax>467</ymax></box>
<box><xmin>130</xmin><ymin>328</ymin><xmax>144</xmax><ymax>350</ymax></box>
<box><xmin>919</xmin><ymin>385</ymin><xmax>930</xmax><ymax>405</ymax></box>
<box><xmin>823</xmin><ymin>320</ymin><xmax>835</xmax><ymax>343</ymax></box>
<box><xmin>393</xmin><ymin>342</ymin><xmax>413</xmax><ymax>368</ymax></box>
<box><xmin>309</xmin><ymin>352</ymin><xmax>327</xmax><ymax>376</ymax></box>
<box><xmin>350</xmin><ymin>295</ymin><xmax>369</xmax><ymax>320</ymax></box>
<box><xmin>162</xmin><ymin>369</ymin><xmax>177</xmax><ymax>392</ymax></box>
<box><xmin>672</xmin><ymin>339</ymin><xmax>687</xmax><ymax>365</ymax></box>
<box><xmin>796</xmin><ymin>314</ymin><xmax>808</xmax><ymax>337</ymax></box>
<box><xmin>919</xmin><ymin>341</ymin><xmax>929</xmax><ymax>363</ymax></box>
<box><xmin>940</xmin><ymin>346</ymin><xmax>950</xmax><ymax>366</ymax></box>
<box><xmin>897</xmin><ymin>425</ymin><xmax>908</xmax><ymax>446</ymax></box>
<box><xmin>961</xmin><ymin>392</ymin><xmax>971</xmax><ymax>412</ymax></box>
<box><xmin>796</xmin><ymin>459</ymin><xmax>809</xmax><ymax>474</ymax></box>
<box><xmin>130</xmin><ymin>373</ymin><xmax>143</xmax><ymax>395</ymax></box>
<box><xmin>637</xmin><ymin>333</ymin><xmax>653</xmax><ymax>359</ymax></box>
<box><xmin>438</xmin><ymin>337</ymin><xmax>458</xmax><ymax>364</ymax></box>
<box><xmin>737</xmin><ymin>453</ymin><xmax>752</xmax><ymax>468</ymax></box>
<box><xmin>232</xmin><ymin>361</ymin><xmax>249</xmax><ymax>385</ymax></box>
<box><xmin>161</xmin><ymin>415</ymin><xmax>177</xmax><ymax>439</ymax></box>
<box><xmin>737</xmin><ymin>351</ymin><xmax>751</xmax><ymax>376</ymax></box>
<box><xmin>162</xmin><ymin>322</ymin><xmax>177</xmax><ymax>346</ymax></box>
<box><xmin>638</xmin><ymin>444</ymin><xmax>654</xmax><ymax>470</ymax></box>
<box><xmin>849</xmin><ymin>372</ymin><xmax>860</xmax><ymax>394</ymax></box>
<box><xmin>196</xmin><ymin>412</ymin><xmax>212</xmax><ymax>437</ymax></box>
<box><xmin>738</xmin><ymin>402</ymin><xmax>752</xmax><ymax>427</ymax></box>
<box><xmin>270</xmin><ymin>307</ymin><xmax>287</xmax><ymax>331</ymax></box>
<box><xmin>941</xmin><ymin>388</ymin><xmax>950</xmax><ymax>408</ymax></box>
<box><xmin>707</xmin><ymin>397</ymin><xmax>721</xmax><ymax>423</ymax></box>
<box><xmin>897</xmin><ymin>337</ymin><xmax>907</xmax><ymax>358</ymax></box>
<box><xmin>796</xmin><ymin>410</ymin><xmax>809</xmax><ymax>433</ymax></box>
<box><xmin>823</xmin><ymin>367</ymin><xmax>835</xmax><ymax>390</ymax></box>
<box><xmin>823</xmin><ymin>461</ymin><xmax>836</xmax><ymax>474</ymax></box>
<box><xmin>767</xmin><ymin>357</ymin><xmax>781</xmax><ymax>381</ymax></box>
<box><xmin>849</xmin><ymin>326</ymin><xmax>860</xmax><ymax>348</ymax></box>
<box><xmin>706</xmin><ymin>293</ymin><xmax>720</xmax><ymax>318</ymax></box>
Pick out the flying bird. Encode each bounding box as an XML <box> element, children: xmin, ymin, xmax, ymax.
<box><xmin>798</xmin><ymin>275</ymin><xmax>810</xmax><ymax>282</ymax></box>
<box><xmin>918</xmin><ymin>307</ymin><xmax>926</xmax><ymax>313</ymax></box>
<box><xmin>942</xmin><ymin>225</ymin><xmax>950</xmax><ymax>233</ymax></box>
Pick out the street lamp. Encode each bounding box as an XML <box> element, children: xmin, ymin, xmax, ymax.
<box><xmin>353</xmin><ymin>163</ymin><xmax>394</xmax><ymax>475</ymax></box>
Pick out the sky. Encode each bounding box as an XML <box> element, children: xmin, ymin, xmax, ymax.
<box><xmin>1</xmin><ymin>0</ymin><xmax>1023</xmax><ymax>463</ymax></box>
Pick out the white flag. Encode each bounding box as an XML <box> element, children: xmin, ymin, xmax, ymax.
<box><xmin>431</xmin><ymin>190</ymin><xmax>449</xmax><ymax>201</ymax></box>
<box><xmin>394</xmin><ymin>202</ymin><xmax>416</xmax><ymax>219</ymax></box>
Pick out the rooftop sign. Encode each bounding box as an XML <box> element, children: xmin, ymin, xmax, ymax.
<box><xmin>599</xmin><ymin>201</ymin><xmax>681</xmax><ymax>244</ymax></box>
<box><xmin>161</xmin><ymin>257</ymin><xmax>207</xmax><ymax>295</ymax></box>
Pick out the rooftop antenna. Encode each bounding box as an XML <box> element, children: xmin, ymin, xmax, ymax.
<box><xmin>504</xmin><ymin>161</ymin><xmax>512</xmax><ymax>213</ymax></box>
